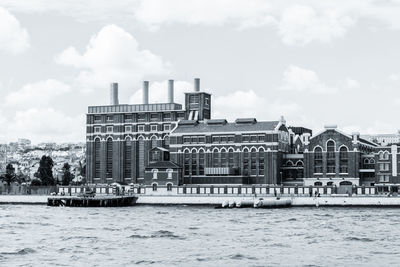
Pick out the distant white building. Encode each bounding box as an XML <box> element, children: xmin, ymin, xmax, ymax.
<box><xmin>362</xmin><ymin>131</ymin><xmax>400</xmax><ymax>146</ymax></box>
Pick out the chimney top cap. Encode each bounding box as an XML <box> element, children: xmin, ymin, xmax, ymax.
<box><xmin>324</xmin><ymin>124</ymin><xmax>337</xmax><ymax>130</ymax></box>
<box><xmin>352</xmin><ymin>132</ymin><xmax>360</xmax><ymax>136</ymax></box>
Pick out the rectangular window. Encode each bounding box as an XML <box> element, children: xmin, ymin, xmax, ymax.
<box><xmin>94</xmin><ymin>126</ymin><xmax>101</xmax><ymax>133</ymax></box>
<box><xmin>94</xmin><ymin>116</ymin><xmax>101</xmax><ymax>123</ymax></box>
<box><xmin>189</xmin><ymin>95</ymin><xmax>199</xmax><ymax>104</ymax></box>
<box><xmin>205</xmin><ymin>98</ymin><xmax>209</xmax><ymax>107</ymax></box>
<box><xmin>212</xmin><ymin>136</ymin><xmax>220</xmax><ymax>143</ymax></box>
<box><xmin>242</xmin><ymin>135</ymin><xmax>250</xmax><ymax>142</ymax></box>
<box><xmin>183</xmin><ymin>136</ymin><xmax>191</xmax><ymax>144</ymax></box>
<box><xmin>106</xmin><ymin>115</ymin><xmax>113</xmax><ymax>121</ymax></box>
<box><xmin>137</xmin><ymin>113</ymin><xmax>146</xmax><ymax>122</ymax></box>
<box><xmin>198</xmin><ymin>136</ymin><xmax>206</xmax><ymax>143</ymax></box>
<box><xmin>177</xmin><ymin>113</ymin><xmax>185</xmax><ymax>120</ymax></box>
<box><xmin>125</xmin><ymin>125</ymin><xmax>132</xmax><ymax>132</ymax></box>
<box><xmin>106</xmin><ymin>126</ymin><xmax>113</xmax><ymax>133</ymax></box>
<box><xmin>150</xmin><ymin>125</ymin><xmax>158</xmax><ymax>132</ymax></box>
<box><xmin>220</xmin><ymin>136</ymin><xmax>227</xmax><ymax>143</ymax></box>
<box><xmin>163</xmin><ymin>124</ymin><xmax>171</xmax><ymax>131</ymax></box>
<box><xmin>250</xmin><ymin>135</ymin><xmax>258</xmax><ymax>142</ymax></box>
<box><xmin>191</xmin><ymin>136</ymin><xmax>198</xmax><ymax>143</ymax></box>
<box><xmin>163</xmin><ymin>113</ymin><xmax>171</xmax><ymax>121</ymax></box>
<box><xmin>137</xmin><ymin>125</ymin><xmax>145</xmax><ymax>132</ymax></box>
<box><xmin>150</xmin><ymin>113</ymin><xmax>159</xmax><ymax>121</ymax></box>
<box><xmin>124</xmin><ymin>114</ymin><xmax>133</xmax><ymax>122</ymax></box>
<box><xmin>228</xmin><ymin>136</ymin><xmax>234</xmax><ymax>143</ymax></box>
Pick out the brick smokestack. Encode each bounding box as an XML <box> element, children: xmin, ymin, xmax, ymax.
<box><xmin>143</xmin><ymin>81</ymin><xmax>149</xmax><ymax>104</ymax></box>
<box><xmin>168</xmin><ymin>79</ymin><xmax>174</xmax><ymax>103</ymax></box>
<box><xmin>194</xmin><ymin>78</ymin><xmax>200</xmax><ymax>92</ymax></box>
<box><xmin>110</xmin><ymin>83</ymin><xmax>119</xmax><ymax>105</ymax></box>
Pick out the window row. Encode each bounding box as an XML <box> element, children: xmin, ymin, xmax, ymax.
<box><xmin>94</xmin><ymin>124</ymin><xmax>172</xmax><ymax>133</ymax></box>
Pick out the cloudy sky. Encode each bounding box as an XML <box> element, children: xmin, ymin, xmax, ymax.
<box><xmin>1</xmin><ymin>0</ymin><xmax>400</xmax><ymax>144</ymax></box>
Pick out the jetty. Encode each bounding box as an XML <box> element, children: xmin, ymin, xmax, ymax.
<box><xmin>47</xmin><ymin>196</ymin><xmax>137</xmax><ymax>207</ymax></box>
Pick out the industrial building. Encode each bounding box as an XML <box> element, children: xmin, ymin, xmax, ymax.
<box><xmin>86</xmin><ymin>79</ymin><xmax>400</xmax><ymax>189</ymax></box>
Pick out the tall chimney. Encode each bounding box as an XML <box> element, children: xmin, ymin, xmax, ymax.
<box><xmin>168</xmin><ymin>79</ymin><xmax>174</xmax><ymax>103</ymax></box>
<box><xmin>194</xmin><ymin>78</ymin><xmax>200</xmax><ymax>92</ymax></box>
<box><xmin>110</xmin><ymin>83</ymin><xmax>119</xmax><ymax>105</ymax></box>
<box><xmin>143</xmin><ymin>81</ymin><xmax>149</xmax><ymax>104</ymax></box>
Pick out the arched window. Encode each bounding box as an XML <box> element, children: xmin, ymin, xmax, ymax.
<box><xmin>167</xmin><ymin>183</ymin><xmax>172</xmax><ymax>191</ymax></box>
<box><xmin>164</xmin><ymin>136</ymin><xmax>170</xmax><ymax>148</ymax></box>
<box><xmin>384</xmin><ymin>151</ymin><xmax>389</xmax><ymax>160</ymax></box>
<box><xmin>243</xmin><ymin>149</ymin><xmax>250</xmax><ymax>176</ymax></box>
<box><xmin>228</xmin><ymin>149</ymin><xmax>235</xmax><ymax>168</ymax></box>
<box><xmin>199</xmin><ymin>150</ymin><xmax>205</xmax><ymax>175</ymax></box>
<box><xmin>296</xmin><ymin>161</ymin><xmax>304</xmax><ymax>167</ymax></box>
<box><xmin>339</xmin><ymin>146</ymin><xmax>348</xmax><ymax>173</ymax></box>
<box><xmin>314</xmin><ymin>147</ymin><xmax>323</xmax><ymax>173</ymax></box>
<box><xmin>152</xmin><ymin>183</ymin><xmax>157</xmax><ymax>191</ymax></box>
<box><xmin>221</xmin><ymin>149</ymin><xmax>228</xmax><ymax>167</ymax></box>
<box><xmin>124</xmin><ymin>139</ymin><xmax>132</xmax><ymax>178</ymax></box>
<box><xmin>250</xmin><ymin>148</ymin><xmax>257</xmax><ymax>176</ymax></box>
<box><xmin>94</xmin><ymin>138</ymin><xmax>101</xmax><ymax>178</ymax></box>
<box><xmin>370</xmin><ymin>158</ymin><xmax>375</xmax><ymax>164</ymax></box>
<box><xmin>314</xmin><ymin>181</ymin><xmax>323</xmax><ymax>186</ymax></box>
<box><xmin>151</xmin><ymin>136</ymin><xmax>158</xmax><ymax>149</ymax></box>
<box><xmin>259</xmin><ymin>149</ymin><xmax>265</xmax><ymax>176</ymax></box>
<box><xmin>340</xmin><ymin>181</ymin><xmax>352</xmax><ymax>186</ymax></box>
<box><xmin>327</xmin><ymin>181</ymin><xmax>334</xmax><ymax>186</ymax></box>
<box><xmin>106</xmin><ymin>138</ymin><xmax>113</xmax><ymax>178</ymax></box>
<box><xmin>326</xmin><ymin>141</ymin><xmax>335</xmax><ymax>174</ymax></box>
<box><xmin>191</xmin><ymin>150</ymin><xmax>197</xmax><ymax>175</ymax></box>
<box><xmin>364</xmin><ymin>158</ymin><xmax>370</xmax><ymax>164</ymax></box>
<box><xmin>212</xmin><ymin>149</ymin><xmax>219</xmax><ymax>167</ymax></box>
<box><xmin>379</xmin><ymin>151</ymin><xmax>384</xmax><ymax>160</ymax></box>
<box><xmin>286</xmin><ymin>161</ymin><xmax>293</xmax><ymax>167</ymax></box>
<box><xmin>138</xmin><ymin>137</ymin><xmax>145</xmax><ymax>178</ymax></box>
<box><xmin>184</xmin><ymin>150</ymin><xmax>190</xmax><ymax>176</ymax></box>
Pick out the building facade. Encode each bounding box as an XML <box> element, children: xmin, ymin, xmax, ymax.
<box><xmin>86</xmin><ymin>79</ymin><xmax>400</xmax><ymax>188</ymax></box>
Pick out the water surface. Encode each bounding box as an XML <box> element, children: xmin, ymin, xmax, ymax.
<box><xmin>0</xmin><ymin>205</ymin><xmax>398</xmax><ymax>266</ymax></box>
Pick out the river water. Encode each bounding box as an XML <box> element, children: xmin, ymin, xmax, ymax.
<box><xmin>0</xmin><ymin>205</ymin><xmax>399</xmax><ymax>266</ymax></box>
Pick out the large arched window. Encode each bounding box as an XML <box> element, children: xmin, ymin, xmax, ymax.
<box><xmin>163</xmin><ymin>136</ymin><xmax>170</xmax><ymax>148</ymax></box>
<box><xmin>184</xmin><ymin>150</ymin><xmax>190</xmax><ymax>176</ymax></box>
<box><xmin>250</xmin><ymin>148</ymin><xmax>257</xmax><ymax>176</ymax></box>
<box><xmin>228</xmin><ymin>149</ymin><xmax>235</xmax><ymax>168</ymax></box>
<box><xmin>106</xmin><ymin>138</ymin><xmax>113</xmax><ymax>178</ymax></box>
<box><xmin>314</xmin><ymin>147</ymin><xmax>323</xmax><ymax>173</ymax></box>
<box><xmin>326</xmin><ymin>141</ymin><xmax>335</xmax><ymax>174</ymax></box>
<box><xmin>339</xmin><ymin>146</ymin><xmax>348</xmax><ymax>173</ymax></box>
<box><xmin>259</xmin><ymin>149</ymin><xmax>265</xmax><ymax>176</ymax></box>
<box><xmin>199</xmin><ymin>149</ymin><xmax>205</xmax><ymax>175</ymax></box>
<box><xmin>191</xmin><ymin>150</ymin><xmax>197</xmax><ymax>175</ymax></box>
<box><xmin>212</xmin><ymin>149</ymin><xmax>219</xmax><ymax>167</ymax></box>
<box><xmin>138</xmin><ymin>137</ymin><xmax>145</xmax><ymax>178</ymax></box>
<box><xmin>94</xmin><ymin>138</ymin><xmax>101</xmax><ymax>178</ymax></box>
<box><xmin>243</xmin><ymin>149</ymin><xmax>250</xmax><ymax>176</ymax></box>
<box><xmin>151</xmin><ymin>136</ymin><xmax>158</xmax><ymax>149</ymax></box>
<box><xmin>124</xmin><ymin>138</ymin><xmax>132</xmax><ymax>178</ymax></box>
<box><xmin>221</xmin><ymin>149</ymin><xmax>228</xmax><ymax>167</ymax></box>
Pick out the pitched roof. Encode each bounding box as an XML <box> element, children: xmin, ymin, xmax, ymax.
<box><xmin>172</xmin><ymin>120</ymin><xmax>281</xmax><ymax>134</ymax></box>
<box><xmin>146</xmin><ymin>161</ymin><xmax>181</xmax><ymax>169</ymax></box>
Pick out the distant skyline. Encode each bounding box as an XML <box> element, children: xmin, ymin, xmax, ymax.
<box><xmin>1</xmin><ymin>0</ymin><xmax>400</xmax><ymax>144</ymax></box>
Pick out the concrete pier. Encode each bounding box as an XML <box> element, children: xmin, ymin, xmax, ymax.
<box><xmin>47</xmin><ymin>196</ymin><xmax>137</xmax><ymax>207</ymax></box>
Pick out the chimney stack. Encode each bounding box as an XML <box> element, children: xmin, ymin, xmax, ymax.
<box><xmin>168</xmin><ymin>79</ymin><xmax>174</xmax><ymax>103</ymax></box>
<box><xmin>110</xmin><ymin>83</ymin><xmax>119</xmax><ymax>105</ymax></box>
<box><xmin>194</xmin><ymin>78</ymin><xmax>200</xmax><ymax>92</ymax></box>
<box><xmin>143</xmin><ymin>81</ymin><xmax>149</xmax><ymax>104</ymax></box>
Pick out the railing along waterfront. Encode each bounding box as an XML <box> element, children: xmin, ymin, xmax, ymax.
<box><xmin>56</xmin><ymin>185</ymin><xmax>389</xmax><ymax>197</ymax></box>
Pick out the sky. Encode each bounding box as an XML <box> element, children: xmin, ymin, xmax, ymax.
<box><xmin>1</xmin><ymin>0</ymin><xmax>400</xmax><ymax>144</ymax></box>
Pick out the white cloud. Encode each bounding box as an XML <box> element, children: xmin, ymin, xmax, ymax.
<box><xmin>4</xmin><ymin>108</ymin><xmax>85</xmax><ymax>143</ymax></box>
<box><xmin>280</xmin><ymin>65</ymin><xmax>337</xmax><ymax>93</ymax></box>
<box><xmin>0</xmin><ymin>7</ymin><xmax>30</xmax><ymax>54</ymax></box>
<box><xmin>212</xmin><ymin>89</ymin><xmax>300</xmax><ymax>121</ymax></box>
<box><xmin>129</xmin><ymin>80</ymin><xmax>192</xmax><ymax>104</ymax></box>
<box><xmin>389</xmin><ymin>73</ymin><xmax>400</xmax><ymax>82</ymax></box>
<box><xmin>346</xmin><ymin>78</ymin><xmax>360</xmax><ymax>89</ymax></box>
<box><xmin>5</xmin><ymin>79</ymin><xmax>70</xmax><ymax>108</ymax></box>
<box><xmin>55</xmin><ymin>24</ymin><xmax>171</xmax><ymax>91</ymax></box>
<box><xmin>278</xmin><ymin>5</ymin><xmax>354</xmax><ymax>45</ymax></box>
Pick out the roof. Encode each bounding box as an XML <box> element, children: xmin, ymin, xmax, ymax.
<box><xmin>146</xmin><ymin>161</ymin><xmax>181</xmax><ymax>169</ymax></box>
<box><xmin>172</xmin><ymin>120</ymin><xmax>281</xmax><ymax>134</ymax></box>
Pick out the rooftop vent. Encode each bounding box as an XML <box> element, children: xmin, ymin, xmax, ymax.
<box><xmin>324</xmin><ymin>124</ymin><xmax>337</xmax><ymax>130</ymax></box>
<box><xmin>179</xmin><ymin>120</ymin><xmax>199</xmax><ymax>126</ymax></box>
<box><xmin>206</xmin><ymin>119</ymin><xmax>227</xmax><ymax>125</ymax></box>
<box><xmin>235</xmin><ymin>118</ymin><xmax>257</xmax><ymax>124</ymax></box>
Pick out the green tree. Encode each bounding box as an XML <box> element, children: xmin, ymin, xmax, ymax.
<box><xmin>35</xmin><ymin>155</ymin><xmax>55</xmax><ymax>186</ymax></box>
<box><xmin>0</xmin><ymin>163</ymin><xmax>16</xmax><ymax>186</ymax></box>
<box><xmin>61</xmin><ymin>163</ymin><xmax>74</xmax><ymax>186</ymax></box>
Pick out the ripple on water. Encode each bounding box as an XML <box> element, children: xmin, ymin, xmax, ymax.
<box><xmin>0</xmin><ymin>248</ymin><xmax>36</xmax><ymax>256</ymax></box>
<box><xmin>345</xmin><ymin>236</ymin><xmax>375</xmax><ymax>242</ymax></box>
